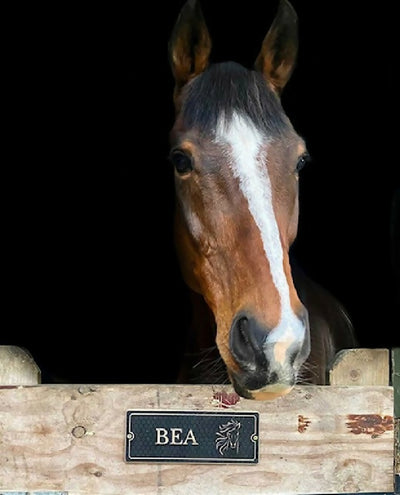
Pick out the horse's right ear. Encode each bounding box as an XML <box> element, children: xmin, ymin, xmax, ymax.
<box><xmin>168</xmin><ymin>0</ymin><xmax>212</xmax><ymax>100</ymax></box>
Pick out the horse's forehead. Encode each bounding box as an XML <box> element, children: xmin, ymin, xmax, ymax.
<box><xmin>213</xmin><ymin>111</ymin><xmax>304</xmax><ymax>164</ymax></box>
<box><xmin>214</xmin><ymin>112</ymin><xmax>265</xmax><ymax>154</ymax></box>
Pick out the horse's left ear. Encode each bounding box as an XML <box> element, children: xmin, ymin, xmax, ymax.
<box><xmin>169</xmin><ymin>0</ymin><xmax>212</xmax><ymax>100</ymax></box>
<box><xmin>254</xmin><ymin>0</ymin><xmax>298</xmax><ymax>95</ymax></box>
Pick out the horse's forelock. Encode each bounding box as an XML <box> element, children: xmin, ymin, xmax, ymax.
<box><xmin>181</xmin><ymin>61</ymin><xmax>290</xmax><ymax>137</ymax></box>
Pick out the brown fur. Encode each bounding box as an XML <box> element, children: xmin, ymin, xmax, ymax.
<box><xmin>169</xmin><ymin>0</ymin><xmax>357</xmax><ymax>398</ymax></box>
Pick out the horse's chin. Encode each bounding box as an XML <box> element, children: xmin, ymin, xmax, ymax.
<box><xmin>246</xmin><ymin>384</ymin><xmax>294</xmax><ymax>400</ymax></box>
<box><xmin>230</xmin><ymin>374</ymin><xmax>294</xmax><ymax>400</ymax></box>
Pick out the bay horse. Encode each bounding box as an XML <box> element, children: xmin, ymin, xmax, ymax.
<box><xmin>168</xmin><ymin>0</ymin><xmax>357</xmax><ymax>400</ymax></box>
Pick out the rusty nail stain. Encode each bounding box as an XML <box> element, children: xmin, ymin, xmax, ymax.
<box><xmin>346</xmin><ymin>414</ymin><xmax>393</xmax><ymax>437</ymax></box>
<box><xmin>298</xmin><ymin>415</ymin><xmax>311</xmax><ymax>433</ymax></box>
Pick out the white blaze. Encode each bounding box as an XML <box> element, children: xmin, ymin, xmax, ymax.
<box><xmin>215</xmin><ymin>112</ymin><xmax>304</xmax><ymax>345</ymax></box>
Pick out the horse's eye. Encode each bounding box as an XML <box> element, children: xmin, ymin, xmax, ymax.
<box><xmin>169</xmin><ymin>149</ymin><xmax>193</xmax><ymax>174</ymax></box>
<box><xmin>296</xmin><ymin>153</ymin><xmax>311</xmax><ymax>173</ymax></box>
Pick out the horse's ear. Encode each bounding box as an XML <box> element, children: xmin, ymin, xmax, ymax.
<box><xmin>254</xmin><ymin>0</ymin><xmax>298</xmax><ymax>95</ymax></box>
<box><xmin>169</xmin><ymin>0</ymin><xmax>212</xmax><ymax>99</ymax></box>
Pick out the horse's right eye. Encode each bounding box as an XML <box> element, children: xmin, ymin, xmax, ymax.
<box><xmin>169</xmin><ymin>150</ymin><xmax>193</xmax><ymax>175</ymax></box>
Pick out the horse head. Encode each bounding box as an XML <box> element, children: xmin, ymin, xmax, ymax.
<box><xmin>168</xmin><ymin>0</ymin><xmax>311</xmax><ymax>400</ymax></box>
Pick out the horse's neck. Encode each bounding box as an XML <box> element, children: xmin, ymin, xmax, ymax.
<box><xmin>177</xmin><ymin>264</ymin><xmax>357</xmax><ymax>386</ymax></box>
<box><xmin>291</xmin><ymin>260</ymin><xmax>358</xmax><ymax>384</ymax></box>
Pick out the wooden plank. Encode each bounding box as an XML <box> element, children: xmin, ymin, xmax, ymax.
<box><xmin>394</xmin><ymin>349</ymin><xmax>399</xmax><ymax>494</ymax></box>
<box><xmin>0</xmin><ymin>384</ymin><xmax>394</xmax><ymax>494</ymax></box>
<box><xmin>0</xmin><ymin>493</ymin><xmax>394</xmax><ymax>495</ymax></box>
<box><xmin>329</xmin><ymin>348</ymin><xmax>390</xmax><ymax>385</ymax></box>
<box><xmin>393</xmin><ymin>348</ymin><xmax>400</xmax><ymax>418</ymax></box>
<box><xmin>0</xmin><ymin>347</ymin><xmax>41</xmax><ymax>385</ymax></box>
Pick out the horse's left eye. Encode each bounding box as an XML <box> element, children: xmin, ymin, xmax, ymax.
<box><xmin>296</xmin><ymin>153</ymin><xmax>311</xmax><ymax>173</ymax></box>
<box><xmin>169</xmin><ymin>149</ymin><xmax>193</xmax><ymax>175</ymax></box>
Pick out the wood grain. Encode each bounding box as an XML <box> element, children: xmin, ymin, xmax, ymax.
<box><xmin>0</xmin><ymin>384</ymin><xmax>394</xmax><ymax>494</ymax></box>
<box><xmin>0</xmin><ymin>346</ymin><xmax>41</xmax><ymax>385</ymax></box>
<box><xmin>329</xmin><ymin>348</ymin><xmax>390</xmax><ymax>386</ymax></box>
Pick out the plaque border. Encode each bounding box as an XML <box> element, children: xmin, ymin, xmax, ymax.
<box><xmin>125</xmin><ymin>410</ymin><xmax>259</xmax><ymax>464</ymax></box>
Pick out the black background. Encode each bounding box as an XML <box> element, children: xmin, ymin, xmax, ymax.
<box><xmin>4</xmin><ymin>1</ymin><xmax>398</xmax><ymax>383</ymax></box>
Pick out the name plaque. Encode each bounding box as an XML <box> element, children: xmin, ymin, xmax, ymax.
<box><xmin>125</xmin><ymin>410</ymin><xmax>259</xmax><ymax>463</ymax></box>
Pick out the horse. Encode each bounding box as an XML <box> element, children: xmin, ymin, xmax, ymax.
<box><xmin>215</xmin><ymin>419</ymin><xmax>241</xmax><ymax>455</ymax></box>
<box><xmin>168</xmin><ymin>0</ymin><xmax>357</xmax><ymax>400</ymax></box>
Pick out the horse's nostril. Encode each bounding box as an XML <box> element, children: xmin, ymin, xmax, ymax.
<box><xmin>230</xmin><ymin>316</ymin><xmax>253</xmax><ymax>364</ymax></box>
<box><xmin>237</xmin><ymin>317</ymin><xmax>249</xmax><ymax>345</ymax></box>
<box><xmin>230</xmin><ymin>314</ymin><xmax>268</xmax><ymax>366</ymax></box>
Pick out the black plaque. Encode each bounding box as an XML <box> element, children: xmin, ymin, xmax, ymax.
<box><xmin>125</xmin><ymin>410</ymin><xmax>259</xmax><ymax>463</ymax></box>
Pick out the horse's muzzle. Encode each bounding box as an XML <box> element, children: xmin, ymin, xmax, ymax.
<box><xmin>229</xmin><ymin>311</ymin><xmax>310</xmax><ymax>400</ymax></box>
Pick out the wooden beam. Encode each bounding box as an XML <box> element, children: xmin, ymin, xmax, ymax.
<box><xmin>0</xmin><ymin>346</ymin><xmax>41</xmax><ymax>385</ymax></box>
<box><xmin>0</xmin><ymin>383</ymin><xmax>394</xmax><ymax>494</ymax></box>
<box><xmin>393</xmin><ymin>348</ymin><xmax>400</xmax><ymax>417</ymax></box>
<box><xmin>329</xmin><ymin>348</ymin><xmax>390</xmax><ymax>386</ymax></box>
<box><xmin>393</xmin><ymin>348</ymin><xmax>400</xmax><ymax>493</ymax></box>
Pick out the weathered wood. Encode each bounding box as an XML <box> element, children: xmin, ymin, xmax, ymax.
<box><xmin>329</xmin><ymin>348</ymin><xmax>390</xmax><ymax>386</ymax></box>
<box><xmin>393</xmin><ymin>348</ymin><xmax>400</xmax><ymax>418</ymax></box>
<box><xmin>394</xmin><ymin>348</ymin><xmax>400</xmax><ymax>485</ymax></box>
<box><xmin>0</xmin><ymin>383</ymin><xmax>394</xmax><ymax>494</ymax></box>
<box><xmin>0</xmin><ymin>346</ymin><xmax>41</xmax><ymax>385</ymax></box>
